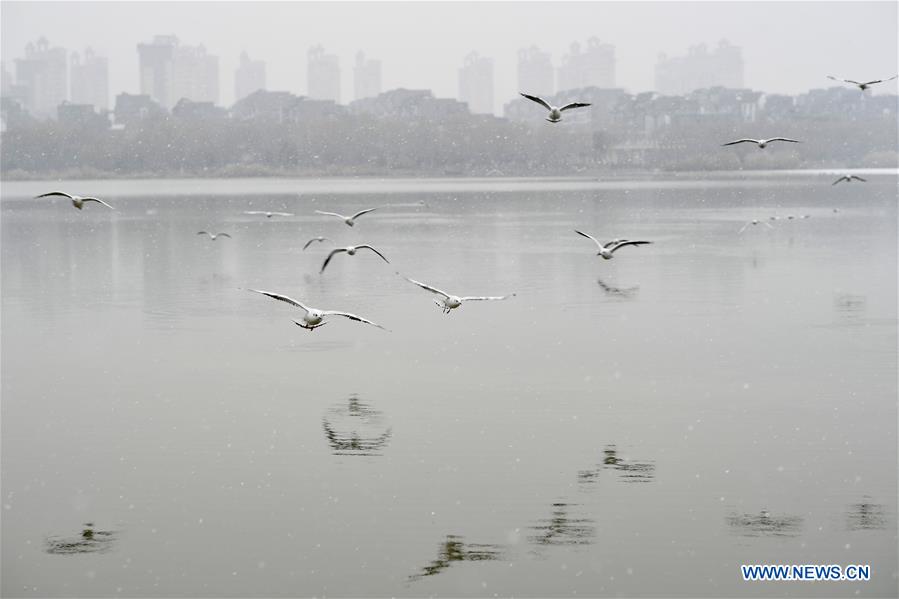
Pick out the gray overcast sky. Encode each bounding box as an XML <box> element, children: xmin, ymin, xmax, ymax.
<box><xmin>2</xmin><ymin>1</ymin><xmax>897</xmax><ymax>112</ymax></box>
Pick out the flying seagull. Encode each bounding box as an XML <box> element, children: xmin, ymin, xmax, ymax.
<box><xmin>303</xmin><ymin>236</ymin><xmax>331</xmax><ymax>250</ymax></box>
<box><xmin>197</xmin><ymin>231</ymin><xmax>231</xmax><ymax>241</ymax></box>
<box><xmin>520</xmin><ymin>92</ymin><xmax>591</xmax><ymax>122</ymax></box>
<box><xmin>314</xmin><ymin>208</ymin><xmax>377</xmax><ymax>227</ymax></box>
<box><xmin>739</xmin><ymin>219</ymin><xmax>774</xmax><ymax>233</ymax></box>
<box><xmin>722</xmin><ymin>138</ymin><xmax>800</xmax><ymax>149</ymax></box>
<box><xmin>320</xmin><ymin>245</ymin><xmax>389</xmax><ymax>273</ymax></box>
<box><xmin>827</xmin><ymin>75</ymin><xmax>898</xmax><ymax>91</ymax></box>
<box><xmin>35</xmin><ymin>191</ymin><xmax>113</xmax><ymax>210</ymax></box>
<box><xmin>403</xmin><ymin>276</ymin><xmax>514</xmax><ymax>314</ymax></box>
<box><xmin>243</xmin><ymin>211</ymin><xmax>294</xmax><ymax>218</ymax></box>
<box><xmin>574</xmin><ymin>230</ymin><xmax>652</xmax><ymax>260</ymax></box>
<box><xmin>246</xmin><ymin>288</ymin><xmax>386</xmax><ymax>331</ymax></box>
<box><xmin>832</xmin><ymin>174</ymin><xmax>867</xmax><ymax>185</ymax></box>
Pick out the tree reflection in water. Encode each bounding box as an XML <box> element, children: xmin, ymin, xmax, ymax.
<box><xmin>846</xmin><ymin>497</ymin><xmax>887</xmax><ymax>531</ymax></box>
<box><xmin>726</xmin><ymin>510</ymin><xmax>804</xmax><ymax>537</ymax></box>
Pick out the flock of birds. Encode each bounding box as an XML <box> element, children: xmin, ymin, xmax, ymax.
<box><xmin>32</xmin><ymin>72</ymin><xmax>892</xmax><ymax>332</ymax></box>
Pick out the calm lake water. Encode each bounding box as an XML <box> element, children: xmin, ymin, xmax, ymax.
<box><xmin>1</xmin><ymin>174</ymin><xmax>896</xmax><ymax>597</ymax></box>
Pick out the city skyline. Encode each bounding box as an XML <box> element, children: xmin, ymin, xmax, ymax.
<box><xmin>2</xmin><ymin>2</ymin><xmax>896</xmax><ymax>115</ymax></box>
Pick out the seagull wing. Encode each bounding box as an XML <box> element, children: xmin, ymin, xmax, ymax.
<box><xmin>247</xmin><ymin>288</ymin><xmax>311</xmax><ymax>313</ymax></box>
<box><xmin>608</xmin><ymin>240</ymin><xmax>653</xmax><ymax>254</ymax></box>
<box><xmin>244</xmin><ymin>211</ymin><xmax>264</xmax><ymax>215</ymax></box>
<box><xmin>303</xmin><ymin>237</ymin><xmax>329</xmax><ymax>250</ymax></box>
<box><xmin>320</xmin><ymin>248</ymin><xmax>347</xmax><ymax>273</ymax></box>
<box><xmin>356</xmin><ymin>245</ymin><xmax>390</xmax><ymax>263</ymax></box>
<box><xmin>832</xmin><ymin>176</ymin><xmax>847</xmax><ymax>185</ymax></box>
<box><xmin>459</xmin><ymin>294</ymin><xmax>514</xmax><ymax>302</ymax></box>
<box><xmin>559</xmin><ymin>102</ymin><xmax>591</xmax><ymax>112</ymax></box>
<box><xmin>197</xmin><ymin>231</ymin><xmax>212</xmax><ymax>238</ymax></box>
<box><xmin>850</xmin><ymin>175</ymin><xmax>867</xmax><ymax>182</ymax></box>
<box><xmin>738</xmin><ymin>223</ymin><xmax>750</xmax><ymax>234</ymax></box>
<box><xmin>314</xmin><ymin>210</ymin><xmax>347</xmax><ymax>219</ymax></box>
<box><xmin>271</xmin><ymin>212</ymin><xmax>294</xmax><ymax>217</ymax></box>
<box><xmin>350</xmin><ymin>207</ymin><xmax>378</xmax><ymax>220</ymax></box>
<box><xmin>574</xmin><ymin>229</ymin><xmax>604</xmax><ymax>250</ymax></box>
<box><xmin>35</xmin><ymin>191</ymin><xmax>75</xmax><ymax>200</ymax></box>
<box><xmin>519</xmin><ymin>93</ymin><xmax>552</xmax><ymax>111</ymax></box>
<box><xmin>764</xmin><ymin>221</ymin><xmax>774</xmax><ymax>229</ymax></box>
<box><xmin>603</xmin><ymin>238</ymin><xmax>627</xmax><ymax>248</ymax></box>
<box><xmin>722</xmin><ymin>139</ymin><xmax>759</xmax><ymax>146</ymax></box>
<box><xmin>827</xmin><ymin>75</ymin><xmax>857</xmax><ymax>84</ymax></box>
<box><xmin>404</xmin><ymin>277</ymin><xmax>450</xmax><ymax>299</ymax></box>
<box><xmin>322</xmin><ymin>310</ymin><xmax>387</xmax><ymax>330</ymax></box>
<box><xmin>767</xmin><ymin>137</ymin><xmax>800</xmax><ymax>144</ymax></box>
<box><xmin>82</xmin><ymin>197</ymin><xmax>114</xmax><ymax>209</ymax></box>
<box><xmin>217</xmin><ymin>233</ymin><xmax>232</xmax><ymax>238</ymax></box>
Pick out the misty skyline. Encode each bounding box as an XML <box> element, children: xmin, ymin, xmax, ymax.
<box><xmin>2</xmin><ymin>1</ymin><xmax>898</xmax><ymax>113</ymax></box>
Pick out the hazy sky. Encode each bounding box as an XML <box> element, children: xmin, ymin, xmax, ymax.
<box><xmin>2</xmin><ymin>1</ymin><xmax>897</xmax><ymax>112</ymax></box>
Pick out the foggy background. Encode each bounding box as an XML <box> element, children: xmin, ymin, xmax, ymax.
<box><xmin>3</xmin><ymin>1</ymin><xmax>897</xmax><ymax>111</ymax></box>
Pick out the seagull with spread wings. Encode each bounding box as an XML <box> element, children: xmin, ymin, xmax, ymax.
<box><xmin>403</xmin><ymin>276</ymin><xmax>514</xmax><ymax>314</ymax></box>
<box><xmin>832</xmin><ymin>174</ymin><xmax>867</xmax><ymax>185</ymax></box>
<box><xmin>303</xmin><ymin>236</ymin><xmax>331</xmax><ymax>250</ymax></box>
<box><xmin>243</xmin><ymin>211</ymin><xmax>294</xmax><ymax>218</ymax></box>
<box><xmin>35</xmin><ymin>191</ymin><xmax>114</xmax><ymax>210</ymax></box>
<box><xmin>320</xmin><ymin>245</ymin><xmax>389</xmax><ymax>274</ymax></box>
<box><xmin>314</xmin><ymin>208</ymin><xmax>378</xmax><ymax>227</ymax></box>
<box><xmin>246</xmin><ymin>289</ymin><xmax>386</xmax><ymax>331</ymax></box>
<box><xmin>827</xmin><ymin>74</ymin><xmax>898</xmax><ymax>91</ymax></box>
<box><xmin>739</xmin><ymin>219</ymin><xmax>774</xmax><ymax>233</ymax></box>
<box><xmin>197</xmin><ymin>231</ymin><xmax>231</xmax><ymax>241</ymax></box>
<box><xmin>574</xmin><ymin>230</ymin><xmax>652</xmax><ymax>260</ymax></box>
<box><xmin>721</xmin><ymin>137</ymin><xmax>800</xmax><ymax>149</ymax></box>
<box><xmin>519</xmin><ymin>92</ymin><xmax>591</xmax><ymax>123</ymax></box>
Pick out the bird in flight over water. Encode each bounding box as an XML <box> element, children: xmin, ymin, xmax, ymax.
<box><xmin>246</xmin><ymin>288</ymin><xmax>386</xmax><ymax>331</ymax></box>
<box><xmin>35</xmin><ymin>191</ymin><xmax>113</xmax><ymax>210</ymax></box>
<box><xmin>574</xmin><ymin>230</ymin><xmax>653</xmax><ymax>260</ymax></box>
<box><xmin>519</xmin><ymin>92</ymin><xmax>591</xmax><ymax>122</ymax></box>
<box><xmin>314</xmin><ymin>208</ymin><xmax>378</xmax><ymax>227</ymax></box>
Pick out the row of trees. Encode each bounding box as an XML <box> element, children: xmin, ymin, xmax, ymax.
<box><xmin>1</xmin><ymin>110</ymin><xmax>895</xmax><ymax>178</ymax></box>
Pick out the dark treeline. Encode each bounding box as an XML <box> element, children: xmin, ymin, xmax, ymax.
<box><xmin>2</xmin><ymin>97</ymin><xmax>896</xmax><ymax>179</ymax></box>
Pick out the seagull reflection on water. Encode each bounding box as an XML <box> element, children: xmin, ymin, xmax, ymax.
<box><xmin>321</xmin><ymin>395</ymin><xmax>392</xmax><ymax>456</ymax></box>
<box><xmin>846</xmin><ymin>497</ymin><xmax>887</xmax><ymax>531</ymax></box>
<box><xmin>602</xmin><ymin>445</ymin><xmax>656</xmax><ymax>483</ymax></box>
<box><xmin>597</xmin><ymin>277</ymin><xmax>640</xmax><ymax>299</ymax></box>
<box><xmin>45</xmin><ymin>523</ymin><xmax>117</xmax><ymax>555</ymax></box>
<box><xmin>407</xmin><ymin>535</ymin><xmax>503</xmax><ymax>583</ymax></box>
<box><xmin>726</xmin><ymin>510</ymin><xmax>804</xmax><ymax>537</ymax></box>
<box><xmin>529</xmin><ymin>502</ymin><xmax>596</xmax><ymax>549</ymax></box>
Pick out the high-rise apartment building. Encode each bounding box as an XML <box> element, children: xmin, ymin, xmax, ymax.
<box><xmin>70</xmin><ymin>47</ymin><xmax>108</xmax><ymax>110</ymax></box>
<box><xmin>458</xmin><ymin>52</ymin><xmax>494</xmax><ymax>115</ymax></box>
<box><xmin>14</xmin><ymin>38</ymin><xmax>68</xmax><ymax>118</ymax></box>
<box><xmin>235</xmin><ymin>51</ymin><xmax>266</xmax><ymax>103</ymax></box>
<box><xmin>557</xmin><ymin>37</ymin><xmax>615</xmax><ymax>92</ymax></box>
<box><xmin>307</xmin><ymin>45</ymin><xmax>341</xmax><ymax>103</ymax></box>
<box><xmin>518</xmin><ymin>46</ymin><xmax>554</xmax><ymax>95</ymax></box>
<box><xmin>354</xmin><ymin>52</ymin><xmax>382</xmax><ymax>101</ymax></box>
<box><xmin>138</xmin><ymin>36</ymin><xmax>219</xmax><ymax>109</ymax></box>
<box><xmin>655</xmin><ymin>40</ymin><xmax>744</xmax><ymax>96</ymax></box>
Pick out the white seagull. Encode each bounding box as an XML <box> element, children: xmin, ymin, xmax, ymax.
<box><xmin>35</xmin><ymin>191</ymin><xmax>113</xmax><ymax>210</ymax></box>
<box><xmin>722</xmin><ymin>137</ymin><xmax>800</xmax><ymax>149</ymax></box>
<box><xmin>303</xmin><ymin>236</ymin><xmax>332</xmax><ymax>250</ymax></box>
<box><xmin>314</xmin><ymin>208</ymin><xmax>378</xmax><ymax>227</ymax></box>
<box><xmin>197</xmin><ymin>231</ymin><xmax>231</xmax><ymax>241</ymax></box>
<box><xmin>832</xmin><ymin>174</ymin><xmax>867</xmax><ymax>185</ymax></box>
<box><xmin>827</xmin><ymin>74</ymin><xmax>898</xmax><ymax>91</ymax></box>
<box><xmin>320</xmin><ymin>245</ymin><xmax>389</xmax><ymax>273</ymax></box>
<box><xmin>403</xmin><ymin>276</ymin><xmax>514</xmax><ymax>314</ymax></box>
<box><xmin>574</xmin><ymin>230</ymin><xmax>652</xmax><ymax>260</ymax></box>
<box><xmin>247</xmin><ymin>288</ymin><xmax>386</xmax><ymax>331</ymax></box>
<box><xmin>520</xmin><ymin>92</ymin><xmax>591</xmax><ymax>123</ymax></box>
<box><xmin>244</xmin><ymin>210</ymin><xmax>295</xmax><ymax>218</ymax></box>
<box><xmin>739</xmin><ymin>219</ymin><xmax>774</xmax><ymax>233</ymax></box>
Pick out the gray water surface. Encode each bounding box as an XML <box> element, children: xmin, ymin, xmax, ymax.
<box><xmin>2</xmin><ymin>175</ymin><xmax>896</xmax><ymax>597</ymax></box>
